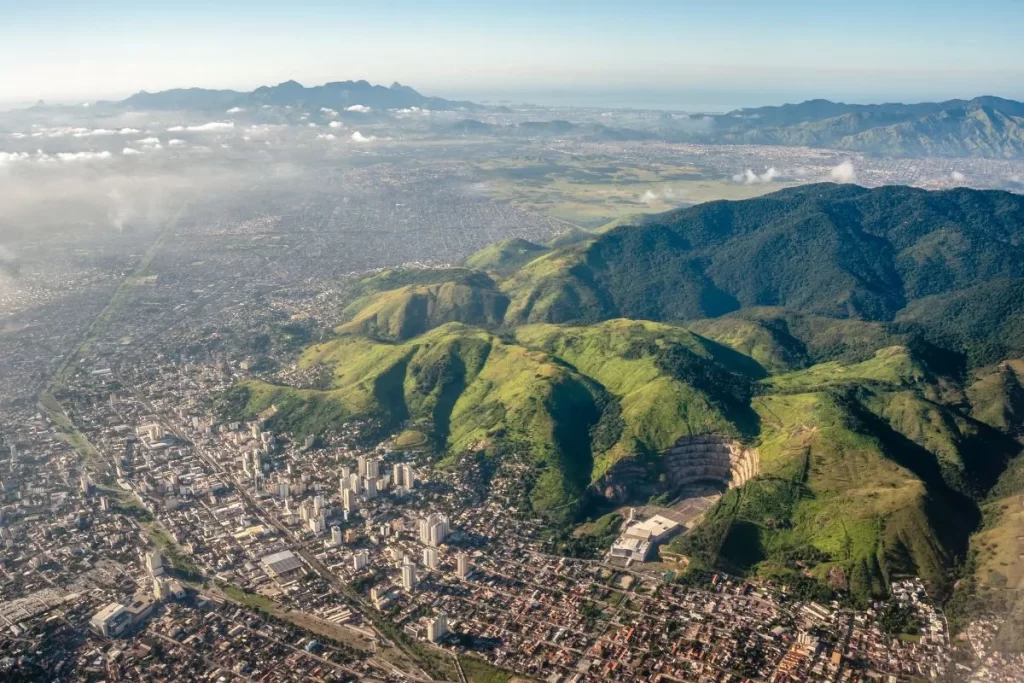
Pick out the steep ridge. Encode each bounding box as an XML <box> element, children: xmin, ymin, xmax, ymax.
<box><xmin>337</xmin><ymin>276</ymin><xmax>509</xmax><ymax>340</ymax></box>
<box><xmin>501</xmin><ymin>184</ymin><xmax>1024</xmax><ymax>361</ymax></box>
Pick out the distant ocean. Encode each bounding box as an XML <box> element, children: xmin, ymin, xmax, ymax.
<box><xmin>433</xmin><ymin>88</ymin><xmax>818</xmax><ymax>113</ymax></box>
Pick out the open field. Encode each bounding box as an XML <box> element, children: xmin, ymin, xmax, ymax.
<box><xmin>473</xmin><ymin>156</ymin><xmax>796</xmax><ymax>226</ymax></box>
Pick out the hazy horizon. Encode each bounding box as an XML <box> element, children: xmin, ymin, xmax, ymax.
<box><xmin>4</xmin><ymin>0</ymin><xmax>1024</xmax><ymax>106</ymax></box>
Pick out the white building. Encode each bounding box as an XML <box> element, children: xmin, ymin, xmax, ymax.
<box><xmin>402</xmin><ymin>562</ymin><xmax>417</xmax><ymax>591</ymax></box>
<box><xmin>423</xmin><ymin>547</ymin><xmax>439</xmax><ymax>570</ymax></box>
<box><xmin>90</xmin><ymin>602</ymin><xmax>132</xmax><ymax>638</ymax></box>
<box><xmin>456</xmin><ymin>552</ymin><xmax>470</xmax><ymax>579</ymax></box>
<box><xmin>353</xmin><ymin>549</ymin><xmax>369</xmax><ymax>571</ymax></box>
<box><xmin>418</xmin><ymin>513</ymin><xmax>449</xmax><ymax>547</ymax></box>
<box><xmin>426</xmin><ymin>612</ymin><xmax>448</xmax><ymax>643</ymax></box>
<box><xmin>145</xmin><ymin>549</ymin><xmax>165</xmax><ymax>577</ymax></box>
<box><xmin>609</xmin><ymin>514</ymin><xmax>682</xmax><ymax>562</ymax></box>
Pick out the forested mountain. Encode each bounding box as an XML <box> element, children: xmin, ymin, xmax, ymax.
<box><xmin>503</xmin><ymin>183</ymin><xmax>1024</xmax><ymax>365</ymax></box>
<box><xmin>222</xmin><ymin>183</ymin><xmax>1024</xmax><ymax>610</ymax></box>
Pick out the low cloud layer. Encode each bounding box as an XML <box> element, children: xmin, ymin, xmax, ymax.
<box><xmin>350</xmin><ymin>131</ymin><xmax>377</xmax><ymax>142</ymax></box>
<box><xmin>732</xmin><ymin>167</ymin><xmax>778</xmax><ymax>184</ymax></box>
<box><xmin>167</xmin><ymin>121</ymin><xmax>234</xmax><ymax>133</ymax></box>
<box><xmin>346</xmin><ymin>105</ymin><xmax>371</xmax><ymax>113</ymax></box>
<box><xmin>829</xmin><ymin>160</ymin><xmax>857</xmax><ymax>183</ymax></box>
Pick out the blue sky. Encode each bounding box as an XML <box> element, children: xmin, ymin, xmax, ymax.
<box><xmin>3</xmin><ymin>0</ymin><xmax>1023</xmax><ymax>106</ymax></box>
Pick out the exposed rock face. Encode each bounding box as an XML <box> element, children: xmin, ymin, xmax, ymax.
<box><xmin>595</xmin><ymin>456</ymin><xmax>656</xmax><ymax>505</ymax></box>
<box><xmin>590</xmin><ymin>435</ymin><xmax>759</xmax><ymax>505</ymax></box>
<box><xmin>662</xmin><ymin>436</ymin><xmax>759</xmax><ymax>490</ymax></box>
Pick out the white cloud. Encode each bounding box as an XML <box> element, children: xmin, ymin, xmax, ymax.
<box><xmin>951</xmin><ymin>171</ymin><xmax>966</xmax><ymax>183</ymax></box>
<box><xmin>167</xmin><ymin>121</ymin><xmax>234</xmax><ymax>133</ymax></box>
<box><xmin>320</xmin><ymin>107</ymin><xmax>338</xmax><ymax>117</ymax></box>
<box><xmin>167</xmin><ymin>139</ymin><xmax>185</xmax><ymax>147</ymax></box>
<box><xmin>829</xmin><ymin>160</ymin><xmax>857</xmax><ymax>184</ymax></box>
<box><xmin>38</xmin><ymin>126</ymin><xmax>90</xmax><ymax>138</ymax></box>
<box><xmin>72</xmin><ymin>128</ymin><xmax>115</xmax><ymax>137</ymax></box>
<box><xmin>346</xmin><ymin>104</ymin><xmax>371</xmax><ymax>113</ymax></box>
<box><xmin>122</xmin><ymin>147</ymin><xmax>143</xmax><ymax>156</ymax></box>
<box><xmin>137</xmin><ymin>137</ymin><xmax>161</xmax><ymax>146</ymax></box>
<box><xmin>641</xmin><ymin>189</ymin><xmax>658</xmax><ymax>204</ymax></box>
<box><xmin>189</xmin><ymin>121</ymin><xmax>234</xmax><ymax>132</ymax></box>
<box><xmin>329</xmin><ymin>121</ymin><xmax>344</xmax><ymax>129</ymax></box>
<box><xmin>350</xmin><ymin>131</ymin><xmax>377</xmax><ymax>142</ymax></box>
<box><xmin>394</xmin><ymin>106</ymin><xmax>429</xmax><ymax>115</ymax></box>
<box><xmin>732</xmin><ymin>167</ymin><xmax>778</xmax><ymax>185</ymax></box>
<box><xmin>11</xmin><ymin>132</ymin><xmax>26</xmax><ymax>139</ymax></box>
<box><xmin>54</xmin><ymin>151</ymin><xmax>113</xmax><ymax>162</ymax></box>
<box><xmin>0</xmin><ymin>151</ymin><xmax>31</xmax><ymax>164</ymax></box>
<box><xmin>226</xmin><ymin>107</ymin><xmax>245</xmax><ymax>114</ymax></box>
<box><xmin>317</xmin><ymin>133</ymin><xmax>336</xmax><ymax>140</ymax></box>
<box><xmin>307</xmin><ymin>122</ymin><xmax>317</xmax><ymax>128</ymax></box>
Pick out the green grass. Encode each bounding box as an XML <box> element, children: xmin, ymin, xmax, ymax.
<box><xmin>338</xmin><ymin>273</ymin><xmax>509</xmax><ymax>341</ymax></box>
<box><xmin>762</xmin><ymin>346</ymin><xmax>927</xmax><ymax>394</ymax></box>
<box><xmin>395</xmin><ymin>429</ymin><xmax>429</xmax><ymax>449</ymax></box>
<box><xmin>465</xmin><ymin>238</ymin><xmax>550</xmax><ymax>274</ymax></box>
<box><xmin>517</xmin><ymin>319</ymin><xmax>760</xmax><ymax>479</ymax></box>
<box><xmin>220</xmin><ymin>583</ymin><xmax>280</xmax><ymax>613</ymax></box>
<box><xmin>460</xmin><ymin>656</ymin><xmax>516</xmax><ymax>683</ymax></box>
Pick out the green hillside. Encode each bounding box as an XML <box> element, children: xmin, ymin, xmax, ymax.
<box><xmin>516</xmin><ymin>320</ymin><xmax>760</xmax><ymax>478</ymax></box>
<box><xmin>465</xmin><ymin>237</ymin><xmax>551</xmax><ymax>274</ymax></box>
<box><xmin>674</xmin><ymin>389</ymin><xmax>970</xmax><ymax>601</ymax></box>
<box><xmin>221</xmin><ymin>183</ymin><xmax>1024</xmax><ymax>604</ymax></box>
<box><xmin>338</xmin><ymin>273</ymin><xmax>509</xmax><ymax>340</ymax></box>
<box><xmin>545</xmin><ymin>226</ymin><xmax>595</xmax><ymax>249</ymax></box>
<box><xmin>501</xmin><ymin>184</ymin><xmax>1024</xmax><ymax>365</ymax></box>
<box><xmin>224</xmin><ymin>324</ymin><xmax>602</xmax><ymax>521</ymax></box>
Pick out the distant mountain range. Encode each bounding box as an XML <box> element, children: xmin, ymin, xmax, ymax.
<box><xmin>97</xmin><ymin>81</ymin><xmax>1024</xmax><ymax>158</ymax></box>
<box><xmin>103</xmin><ymin>79</ymin><xmax>485</xmax><ymax>112</ymax></box>
<box><xmin>449</xmin><ymin>96</ymin><xmax>1024</xmax><ymax>159</ymax></box>
<box><xmin>714</xmin><ymin>96</ymin><xmax>1024</xmax><ymax>158</ymax></box>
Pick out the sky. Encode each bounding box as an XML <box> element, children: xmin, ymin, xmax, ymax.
<box><xmin>3</xmin><ymin>0</ymin><xmax>1024</xmax><ymax>108</ymax></box>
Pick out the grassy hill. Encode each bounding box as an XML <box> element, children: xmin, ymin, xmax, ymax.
<box><xmin>338</xmin><ymin>272</ymin><xmax>509</xmax><ymax>340</ymax></box>
<box><xmin>673</xmin><ymin>389</ymin><xmax>969</xmax><ymax>602</ymax></box>
<box><xmin>465</xmin><ymin>237</ymin><xmax>551</xmax><ymax>274</ymax></box>
<box><xmin>517</xmin><ymin>320</ymin><xmax>761</xmax><ymax>479</ymax></box>
<box><xmin>221</xmin><ymin>184</ymin><xmax>1024</xmax><ymax>604</ymax></box>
